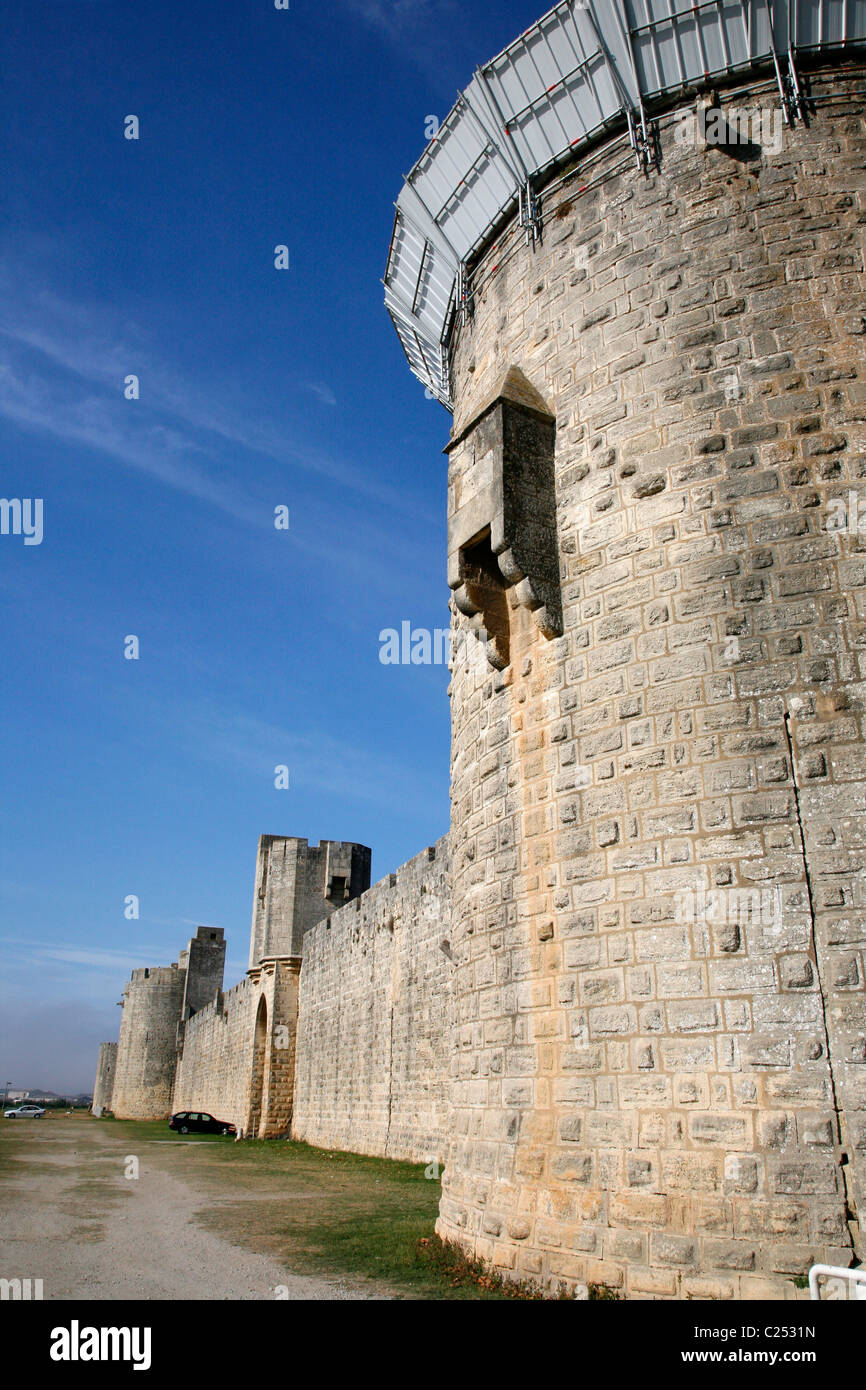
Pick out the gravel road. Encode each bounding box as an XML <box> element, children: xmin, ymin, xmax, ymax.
<box><xmin>0</xmin><ymin>1116</ymin><xmax>371</xmax><ymax>1300</ymax></box>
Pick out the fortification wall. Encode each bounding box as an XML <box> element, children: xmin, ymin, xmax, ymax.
<box><xmin>91</xmin><ymin>1042</ymin><xmax>117</xmax><ymax>1114</ymax></box>
<box><xmin>171</xmin><ymin>977</ymin><xmax>257</xmax><ymax>1128</ymax></box>
<box><xmin>111</xmin><ymin>965</ymin><xmax>187</xmax><ymax>1119</ymax></box>
<box><xmin>172</xmin><ymin>959</ymin><xmax>301</xmax><ymax>1137</ymax></box>
<box><xmin>292</xmin><ymin>837</ymin><xmax>452</xmax><ymax>1163</ymax></box>
<box><xmin>438</xmin><ymin>71</ymin><xmax>866</xmax><ymax>1298</ymax></box>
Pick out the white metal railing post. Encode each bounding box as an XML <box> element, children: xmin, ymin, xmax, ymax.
<box><xmin>808</xmin><ymin>1264</ymin><xmax>866</xmax><ymax>1300</ymax></box>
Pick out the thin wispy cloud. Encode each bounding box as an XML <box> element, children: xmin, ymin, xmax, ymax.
<box><xmin>0</xmin><ymin>267</ymin><xmax>436</xmax><ymax>525</ymax></box>
<box><xmin>0</xmin><ymin>359</ymin><xmax>259</xmax><ymax>523</ymax></box>
<box><xmin>31</xmin><ymin>945</ymin><xmax>153</xmax><ymax>971</ymax></box>
<box><xmin>347</xmin><ymin>0</ymin><xmax>445</xmax><ymax>34</ymax></box>
<box><xmin>342</xmin><ymin>0</ymin><xmax>464</xmax><ymax>85</ymax></box>
<box><xmin>301</xmin><ymin>380</ymin><xmax>338</xmax><ymax>407</ymax></box>
<box><xmin>0</xmin><ymin>264</ymin><xmax>443</xmax><ymax>608</ymax></box>
<box><xmin>0</xmin><ymin>935</ymin><xmax>176</xmax><ymax>972</ymax></box>
<box><xmin>158</xmin><ymin>700</ymin><xmax>430</xmax><ymax>812</ymax></box>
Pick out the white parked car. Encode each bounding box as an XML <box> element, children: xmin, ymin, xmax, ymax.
<box><xmin>4</xmin><ymin>1103</ymin><xmax>46</xmax><ymax>1118</ymax></box>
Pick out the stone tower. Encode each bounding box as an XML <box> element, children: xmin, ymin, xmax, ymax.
<box><xmin>181</xmin><ymin>926</ymin><xmax>227</xmax><ymax>1016</ymax></box>
<box><xmin>242</xmin><ymin>837</ymin><xmax>370</xmax><ymax>1140</ymax></box>
<box><xmin>248</xmin><ymin>836</ymin><xmax>372</xmax><ymax>967</ymax></box>
<box><xmin>91</xmin><ymin>1041</ymin><xmax>116</xmax><ymax>1116</ymax></box>
<box><xmin>107</xmin><ymin>926</ymin><xmax>225</xmax><ymax>1119</ymax></box>
<box><xmin>386</xmin><ymin>3</ymin><xmax>866</xmax><ymax>1298</ymax></box>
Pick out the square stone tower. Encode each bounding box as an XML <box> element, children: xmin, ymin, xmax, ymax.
<box><xmin>248</xmin><ymin>836</ymin><xmax>372</xmax><ymax>967</ymax></box>
<box><xmin>180</xmin><ymin>926</ymin><xmax>226</xmax><ymax>1017</ymax></box>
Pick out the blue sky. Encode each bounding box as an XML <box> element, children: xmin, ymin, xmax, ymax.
<box><xmin>0</xmin><ymin>0</ymin><xmax>545</xmax><ymax>1091</ymax></box>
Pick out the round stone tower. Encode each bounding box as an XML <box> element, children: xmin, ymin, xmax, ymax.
<box><xmin>386</xmin><ymin>1</ymin><xmax>866</xmax><ymax>1298</ymax></box>
<box><xmin>110</xmin><ymin>964</ymin><xmax>187</xmax><ymax>1120</ymax></box>
<box><xmin>91</xmin><ymin>1041</ymin><xmax>117</xmax><ymax>1115</ymax></box>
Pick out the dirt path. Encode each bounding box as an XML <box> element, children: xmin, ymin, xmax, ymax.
<box><xmin>0</xmin><ymin>1116</ymin><xmax>371</xmax><ymax>1300</ymax></box>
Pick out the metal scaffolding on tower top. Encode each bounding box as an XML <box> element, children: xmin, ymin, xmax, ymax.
<box><xmin>383</xmin><ymin>0</ymin><xmax>866</xmax><ymax>409</ymax></box>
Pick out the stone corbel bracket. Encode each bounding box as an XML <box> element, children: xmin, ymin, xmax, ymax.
<box><xmin>445</xmin><ymin>367</ymin><xmax>561</xmax><ymax>669</ymax></box>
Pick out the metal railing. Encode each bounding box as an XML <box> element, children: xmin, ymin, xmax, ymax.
<box><xmin>809</xmin><ymin>1264</ymin><xmax>866</xmax><ymax>1300</ymax></box>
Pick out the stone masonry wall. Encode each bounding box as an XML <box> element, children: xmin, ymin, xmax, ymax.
<box><xmin>437</xmin><ymin>70</ymin><xmax>866</xmax><ymax>1298</ymax></box>
<box><xmin>91</xmin><ymin>1042</ymin><xmax>117</xmax><ymax>1114</ymax></box>
<box><xmin>171</xmin><ymin>976</ymin><xmax>257</xmax><ymax>1130</ymax></box>
<box><xmin>172</xmin><ymin>959</ymin><xmax>301</xmax><ymax>1138</ymax></box>
<box><xmin>292</xmin><ymin>837</ymin><xmax>452</xmax><ymax>1163</ymax></box>
<box><xmin>111</xmin><ymin>965</ymin><xmax>187</xmax><ymax>1120</ymax></box>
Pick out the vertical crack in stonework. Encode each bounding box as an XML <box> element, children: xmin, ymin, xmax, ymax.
<box><xmin>786</xmin><ymin>709</ymin><xmax>861</xmax><ymax>1256</ymax></box>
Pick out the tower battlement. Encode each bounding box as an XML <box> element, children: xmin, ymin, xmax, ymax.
<box><xmin>248</xmin><ymin>835</ymin><xmax>371</xmax><ymax>969</ymax></box>
<box><xmin>107</xmin><ymin>927</ymin><xmax>227</xmax><ymax>1120</ymax></box>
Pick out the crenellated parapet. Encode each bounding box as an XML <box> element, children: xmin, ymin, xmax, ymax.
<box><xmin>248</xmin><ymin>836</ymin><xmax>371</xmax><ymax>967</ymax></box>
<box><xmin>105</xmin><ymin>927</ymin><xmax>227</xmax><ymax>1121</ymax></box>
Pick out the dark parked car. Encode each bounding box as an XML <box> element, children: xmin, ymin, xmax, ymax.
<box><xmin>169</xmin><ymin>1111</ymin><xmax>235</xmax><ymax>1136</ymax></box>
